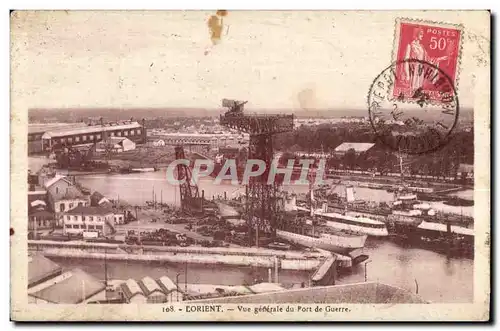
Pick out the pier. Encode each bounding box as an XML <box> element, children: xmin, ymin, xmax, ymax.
<box><xmin>311</xmin><ymin>254</ymin><xmax>337</xmax><ymax>286</ymax></box>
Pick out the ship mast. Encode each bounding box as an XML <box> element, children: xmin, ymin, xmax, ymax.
<box><xmin>308</xmin><ymin>168</ymin><xmax>316</xmax><ymax>236</ymax></box>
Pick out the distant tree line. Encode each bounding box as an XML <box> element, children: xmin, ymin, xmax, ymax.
<box><xmin>275</xmin><ymin>124</ymin><xmax>474</xmax><ymax>180</ymax></box>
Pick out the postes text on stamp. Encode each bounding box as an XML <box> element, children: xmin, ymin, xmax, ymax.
<box><xmin>391</xmin><ymin>18</ymin><xmax>463</xmax><ymax>104</ymax></box>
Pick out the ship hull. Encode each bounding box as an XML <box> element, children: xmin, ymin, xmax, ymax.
<box><xmin>311</xmin><ymin>210</ymin><xmax>389</xmax><ymax>237</ymax></box>
<box><xmin>323</xmin><ymin>220</ymin><xmax>389</xmax><ymax>237</ymax></box>
<box><xmin>276</xmin><ymin>230</ymin><xmax>367</xmax><ymax>255</ymax></box>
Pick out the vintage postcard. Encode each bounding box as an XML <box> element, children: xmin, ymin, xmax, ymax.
<box><xmin>10</xmin><ymin>10</ymin><xmax>490</xmax><ymax>321</ymax></box>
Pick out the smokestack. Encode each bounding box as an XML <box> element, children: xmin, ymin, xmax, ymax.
<box><xmin>142</xmin><ymin>118</ymin><xmax>146</xmax><ymax>144</ymax></box>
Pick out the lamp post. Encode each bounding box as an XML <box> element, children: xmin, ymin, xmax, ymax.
<box><xmin>175</xmin><ymin>273</ymin><xmax>181</xmax><ymax>302</ymax></box>
<box><xmin>185</xmin><ymin>262</ymin><xmax>188</xmax><ymax>293</ymax></box>
<box><xmin>364</xmin><ymin>260</ymin><xmax>372</xmax><ymax>282</ymax></box>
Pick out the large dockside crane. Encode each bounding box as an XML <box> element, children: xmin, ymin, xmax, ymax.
<box><xmin>219</xmin><ymin>99</ymin><xmax>294</xmax><ymax>246</ymax></box>
<box><xmin>174</xmin><ymin>146</ymin><xmax>218</xmax><ymax>215</ymax></box>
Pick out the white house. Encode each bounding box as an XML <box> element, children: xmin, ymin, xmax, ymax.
<box><xmin>113</xmin><ymin>212</ymin><xmax>126</xmax><ymax>225</ymax></box>
<box><xmin>96</xmin><ymin>137</ymin><xmax>136</xmax><ymax>153</ymax></box>
<box><xmin>63</xmin><ymin>206</ymin><xmax>115</xmax><ymax>236</ymax></box>
<box><xmin>43</xmin><ymin>175</ymin><xmax>89</xmax><ymax>226</ymax></box>
<box><xmin>152</xmin><ymin>139</ymin><xmax>166</xmax><ymax>147</ymax></box>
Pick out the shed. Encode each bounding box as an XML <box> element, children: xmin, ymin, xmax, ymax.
<box><xmin>28</xmin><ymin>255</ymin><xmax>63</xmax><ymax>288</ymax></box>
<box><xmin>120</xmin><ymin>279</ymin><xmax>147</xmax><ymax>303</ymax></box>
<box><xmin>97</xmin><ymin>137</ymin><xmax>136</xmax><ymax>153</ymax></box>
<box><xmin>157</xmin><ymin>276</ymin><xmax>184</xmax><ymax>302</ymax></box>
<box><xmin>29</xmin><ymin>268</ymin><xmax>106</xmax><ymax>304</ymax></box>
<box><xmin>138</xmin><ymin>276</ymin><xmax>168</xmax><ymax>303</ymax></box>
<box><xmin>334</xmin><ymin>142</ymin><xmax>375</xmax><ymax>156</ymax></box>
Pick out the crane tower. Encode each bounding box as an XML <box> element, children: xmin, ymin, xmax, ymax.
<box><xmin>219</xmin><ymin>99</ymin><xmax>294</xmax><ymax>246</ymax></box>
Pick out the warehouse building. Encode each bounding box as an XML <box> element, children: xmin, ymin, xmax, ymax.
<box><xmin>28</xmin><ymin>123</ymin><xmax>89</xmax><ymax>154</ymax></box>
<box><xmin>38</xmin><ymin>120</ymin><xmax>146</xmax><ymax>152</ymax></box>
<box><xmin>333</xmin><ymin>142</ymin><xmax>375</xmax><ymax>157</ymax></box>
<box><xmin>28</xmin><ymin>255</ymin><xmax>106</xmax><ymax>304</ymax></box>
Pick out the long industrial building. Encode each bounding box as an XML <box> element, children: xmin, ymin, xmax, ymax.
<box><xmin>29</xmin><ymin>120</ymin><xmax>147</xmax><ymax>154</ymax></box>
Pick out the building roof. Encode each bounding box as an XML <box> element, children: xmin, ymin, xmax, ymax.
<box><xmin>28</xmin><ymin>122</ymin><xmax>89</xmax><ymax>135</ymax></box>
<box><xmin>62</xmin><ymin>186</ymin><xmax>86</xmax><ymax>200</ymax></box>
<box><xmin>97</xmin><ymin>137</ymin><xmax>133</xmax><ymax>149</ymax></box>
<box><xmin>29</xmin><ymin>268</ymin><xmax>106</xmax><ymax>304</ymax></box>
<box><xmin>459</xmin><ymin>163</ymin><xmax>474</xmax><ymax>172</ymax></box>
<box><xmin>109</xmin><ymin>136</ymin><xmax>129</xmax><ymax>143</ymax></box>
<box><xmin>216</xmin><ymin>202</ymin><xmax>241</xmax><ymax>218</ymax></box>
<box><xmin>64</xmin><ymin>205</ymin><xmax>113</xmax><ymax>216</ymax></box>
<box><xmin>28</xmin><ymin>210</ymin><xmax>54</xmax><ymax>218</ymax></box>
<box><xmin>138</xmin><ymin>276</ymin><xmax>164</xmax><ymax>296</ymax></box>
<box><xmin>334</xmin><ymin>142</ymin><xmax>375</xmax><ymax>153</ymax></box>
<box><xmin>45</xmin><ymin>181</ymin><xmax>86</xmax><ymax>202</ymax></box>
<box><xmin>43</xmin><ymin>175</ymin><xmax>72</xmax><ymax>189</ymax></box>
<box><xmin>30</xmin><ymin>200</ymin><xmax>47</xmax><ymax>208</ymax></box>
<box><xmin>157</xmin><ymin>276</ymin><xmax>178</xmax><ymax>293</ymax></box>
<box><xmin>28</xmin><ymin>255</ymin><xmax>63</xmax><ymax>288</ymax></box>
<box><xmin>90</xmin><ymin>191</ymin><xmax>106</xmax><ymax>205</ymax></box>
<box><xmin>120</xmin><ymin>279</ymin><xmax>145</xmax><ymax>300</ymax></box>
<box><xmin>28</xmin><ymin>190</ymin><xmax>47</xmax><ymax>195</ymax></box>
<box><xmin>42</xmin><ymin>122</ymin><xmax>142</xmax><ymax>139</ymax></box>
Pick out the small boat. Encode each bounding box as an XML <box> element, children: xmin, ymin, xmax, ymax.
<box><xmin>267</xmin><ymin>242</ymin><xmax>291</xmax><ymax>251</ymax></box>
<box><xmin>417</xmin><ymin>221</ymin><xmax>474</xmax><ymax>237</ymax></box>
<box><xmin>443</xmin><ymin>197</ymin><xmax>474</xmax><ymax>207</ymax></box>
<box><xmin>130</xmin><ymin>167</ymin><xmax>156</xmax><ymax>173</ymax></box>
<box><xmin>417</xmin><ymin>192</ymin><xmax>445</xmax><ymax>202</ymax></box>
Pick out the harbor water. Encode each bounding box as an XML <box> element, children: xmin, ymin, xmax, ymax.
<box><xmin>67</xmin><ymin>171</ymin><xmax>475</xmax><ymax>303</ymax></box>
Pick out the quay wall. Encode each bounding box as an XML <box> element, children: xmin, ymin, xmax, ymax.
<box><xmin>28</xmin><ymin>240</ymin><xmax>326</xmax><ymax>259</ymax></box>
<box><xmin>29</xmin><ymin>240</ymin><xmax>325</xmax><ymax>271</ymax></box>
<box><xmin>42</xmin><ymin>249</ymin><xmax>322</xmax><ymax>270</ymax></box>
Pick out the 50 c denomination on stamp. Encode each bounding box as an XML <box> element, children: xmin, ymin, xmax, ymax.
<box><xmin>391</xmin><ymin>18</ymin><xmax>464</xmax><ymax>104</ymax></box>
<box><xmin>366</xmin><ymin>18</ymin><xmax>464</xmax><ymax>155</ymax></box>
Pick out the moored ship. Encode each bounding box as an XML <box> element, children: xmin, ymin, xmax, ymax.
<box><xmin>277</xmin><ymin>190</ymin><xmax>368</xmax><ymax>255</ymax></box>
<box><xmin>296</xmin><ymin>205</ymin><xmax>388</xmax><ymax>237</ymax></box>
<box><xmin>276</xmin><ymin>228</ymin><xmax>367</xmax><ymax>256</ymax></box>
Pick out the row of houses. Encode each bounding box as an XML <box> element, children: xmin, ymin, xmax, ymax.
<box><xmin>118</xmin><ymin>276</ymin><xmax>184</xmax><ymax>303</ymax></box>
<box><xmin>28</xmin><ymin>170</ymin><xmax>129</xmax><ymax>236</ymax></box>
<box><xmin>115</xmin><ymin>277</ymin><xmax>287</xmax><ymax>303</ymax></box>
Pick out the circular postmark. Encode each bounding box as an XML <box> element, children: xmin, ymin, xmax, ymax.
<box><xmin>367</xmin><ymin>59</ymin><xmax>459</xmax><ymax>155</ymax></box>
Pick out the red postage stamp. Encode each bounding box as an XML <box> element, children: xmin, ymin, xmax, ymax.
<box><xmin>391</xmin><ymin>18</ymin><xmax>464</xmax><ymax>104</ymax></box>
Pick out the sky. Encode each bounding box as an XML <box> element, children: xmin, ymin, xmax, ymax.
<box><xmin>11</xmin><ymin>11</ymin><xmax>488</xmax><ymax>112</ymax></box>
